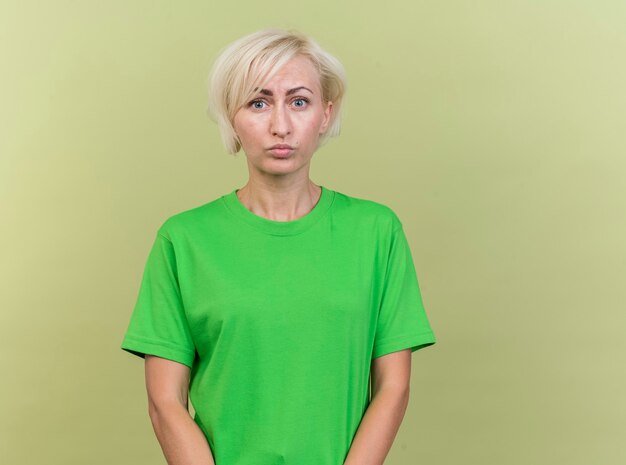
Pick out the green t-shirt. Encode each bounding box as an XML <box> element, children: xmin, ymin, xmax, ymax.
<box><xmin>121</xmin><ymin>185</ymin><xmax>436</xmax><ymax>465</ymax></box>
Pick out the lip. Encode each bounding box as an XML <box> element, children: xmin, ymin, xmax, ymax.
<box><xmin>269</xmin><ymin>148</ymin><xmax>294</xmax><ymax>157</ymax></box>
<box><xmin>268</xmin><ymin>144</ymin><xmax>294</xmax><ymax>157</ymax></box>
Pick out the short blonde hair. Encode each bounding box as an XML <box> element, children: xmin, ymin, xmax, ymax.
<box><xmin>206</xmin><ymin>28</ymin><xmax>347</xmax><ymax>155</ymax></box>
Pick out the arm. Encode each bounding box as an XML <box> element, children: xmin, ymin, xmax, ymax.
<box><xmin>145</xmin><ymin>355</ymin><xmax>216</xmax><ymax>465</ymax></box>
<box><xmin>343</xmin><ymin>349</ymin><xmax>412</xmax><ymax>465</ymax></box>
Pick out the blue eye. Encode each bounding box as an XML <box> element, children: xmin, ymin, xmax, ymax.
<box><xmin>293</xmin><ymin>98</ymin><xmax>309</xmax><ymax>108</ymax></box>
<box><xmin>249</xmin><ymin>100</ymin><xmax>266</xmax><ymax>109</ymax></box>
<box><xmin>247</xmin><ymin>97</ymin><xmax>309</xmax><ymax>110</ymax></box>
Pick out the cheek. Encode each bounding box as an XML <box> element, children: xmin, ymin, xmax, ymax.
<box><xmin>303</xmin><ymin>114</ymin><xmax>323</xmax><ymax>132</ymax></box>
<box><xmin>236</xmin><ymin>119</ymin><xmax>263</xmax><ymax>140</ymax></box>
<box><xmin>306</xmin><ymin>117</ymin><xmax>324</xmax><ymax>137</ymax></box>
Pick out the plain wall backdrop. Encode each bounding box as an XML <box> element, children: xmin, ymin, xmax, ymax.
<box><xmin>1</xmin><ymin>1</ymin><xmax>625</xmax><ymax>464</ymax></box>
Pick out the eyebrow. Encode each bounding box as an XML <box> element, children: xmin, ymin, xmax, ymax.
<box><xmin>255</xmin><ymin>86</ymin><xmax>314</xmax><ymax>97</ymax></box>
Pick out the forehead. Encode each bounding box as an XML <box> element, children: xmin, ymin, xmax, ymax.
<box><xmin>261</xmin><ymin>55</ymin><xmax>320</xmax><ymax>90</ymax></box>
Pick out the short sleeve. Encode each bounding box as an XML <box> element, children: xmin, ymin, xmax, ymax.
<box><xmin>372</xmin><ymin>223</ymin><xmax>436</xmax><ymax>359</ymax></box>
<box><xmin>120</xmin><ymin>232</ymin><xmax>197</xmax><ymax>368</ymax></box>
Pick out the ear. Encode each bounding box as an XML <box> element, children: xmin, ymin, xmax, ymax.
<box><xmin>319</xmin><ymin>101</ymin><xmax>333</xmax><ymax>135</ymax></box>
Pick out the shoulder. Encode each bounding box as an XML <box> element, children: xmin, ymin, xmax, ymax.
<box><xmin>331</xmin><ymin>189</ymin><xmax>403</xmax><ymax>232</ymax></box>
<box><xmin>154</xmin><ymin>194</ymin><xmax>226</xmax><ymax>241</ymax></box>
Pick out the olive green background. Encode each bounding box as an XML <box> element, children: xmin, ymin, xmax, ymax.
<box><xmin>1</xmin><ymin>1</ymin><xmax>624</xmax><ymax>464</ymax></box>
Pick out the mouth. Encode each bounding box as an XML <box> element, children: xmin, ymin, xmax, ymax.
<box><xmin>268</xmin><ymin>144</ymin><xmax>294</xmax><ymax>157</ymax></box>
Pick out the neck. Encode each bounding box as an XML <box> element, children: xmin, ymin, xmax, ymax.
<box><xmin>236</xmin><ymin>180</ymin><xmax>322</xmax><ymax>222</ymax></box>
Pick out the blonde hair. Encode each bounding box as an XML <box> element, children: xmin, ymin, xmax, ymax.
<box><xmin>206</xmin><ymin>28</ymin><xmax>347</xmax><ymax>155</ymax></box>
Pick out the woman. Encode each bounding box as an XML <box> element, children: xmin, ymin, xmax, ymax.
<box><xmin>121</xmin><ymin>28</ymin><xmax>436</xmax><ymax>465</ymax></box>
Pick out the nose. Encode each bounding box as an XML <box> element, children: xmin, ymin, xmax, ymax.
<box><xmin>270</xmin><ymin>102</ymin><xmax>291</xmax><ymax>137</ymax></box>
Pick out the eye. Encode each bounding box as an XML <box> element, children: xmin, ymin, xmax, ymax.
<box><xmin>292</xmin><ymin>97</ymin><xmax>309</xmax><ymax>108</ymax></box>
<box><xmin>248</xmin><ymin>99</ymin><xmax>266</xmax><ymax>110</ymax></box>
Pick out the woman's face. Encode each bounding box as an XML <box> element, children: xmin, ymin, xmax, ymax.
<box><xmin>232</xmin><ymin>54</ymin><xmax>333</xmax><ymax>179</ymax></box>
